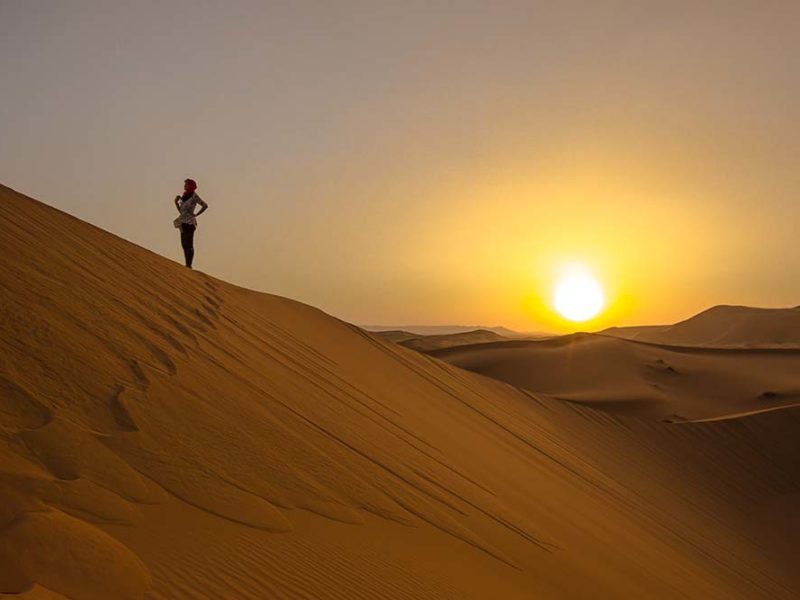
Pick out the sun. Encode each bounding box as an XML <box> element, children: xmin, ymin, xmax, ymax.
<box><xmin>553</xmin><ymin>266</ymin><xmax>605</xmax><ymax>322</ymax></box>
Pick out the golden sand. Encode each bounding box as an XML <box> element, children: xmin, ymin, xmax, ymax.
<box><xmin>0</xmin><ymin>184</ymin><xmax>797</xmax><ymax>598</ymax></box>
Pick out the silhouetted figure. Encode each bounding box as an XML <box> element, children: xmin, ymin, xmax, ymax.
<box><xmin>173</xmin><ymin>178</ymin><xmax>208</xmax><ymax>268</ymax></box>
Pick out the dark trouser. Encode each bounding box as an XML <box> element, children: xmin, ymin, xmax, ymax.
<box><xmin>180</xmin><ymin>224</ymin><xmax>196</xmax><ymax>268</ymax></box>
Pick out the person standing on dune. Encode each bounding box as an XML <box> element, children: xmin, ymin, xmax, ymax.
<box><xmin>173</xmin><ymin>178</ymin><xmax>208</xmax><ymax>269</ymax></box>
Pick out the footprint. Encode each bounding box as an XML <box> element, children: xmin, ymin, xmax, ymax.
<box><xmin>108</xmin><ymin>385</ymin><xmax>138</xmax><ymax>432</ymax></box>
<box><xmin>192</xmin><ymin>308</ymin><xmax>215</xmax><ymax>329</ymax></box>
<box><xmin>0</xmin><ymin>375</ymin><xmax>52</xmax><ymax>430</ymax></box>
<box><xmin>127</xmin><ymin>360</ymin><xmax>149</xmax><ymax>389</ymax></box>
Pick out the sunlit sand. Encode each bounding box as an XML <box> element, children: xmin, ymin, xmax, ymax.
<box><xmin>1</xmin><ymin>184</ymin><xmax>798</xmax><ymax>598</ymax></box>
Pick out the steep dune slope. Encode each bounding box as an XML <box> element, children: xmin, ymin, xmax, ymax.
<box><xmin>431</xmin><ymin>334</ymin><xmax>800</xmax><ymax>420</ymax></box>
<box><xmin>0</xmin><ymin>184</ymin><xmax>798</xmax><ymax>599</ymax></box>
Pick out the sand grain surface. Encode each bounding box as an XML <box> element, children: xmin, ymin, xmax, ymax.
<box><xmin>1</xmin><ymin>184</ymin><xmax>798</xmax><ymax>598</ymax></box>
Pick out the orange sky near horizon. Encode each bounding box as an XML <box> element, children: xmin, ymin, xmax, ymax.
<box><xmin>2</xmin><ymin>2</ymin><xmax>798</xmax><ymax>333</ymax></box>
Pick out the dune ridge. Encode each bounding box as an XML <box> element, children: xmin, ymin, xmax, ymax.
<box><xmin>604</xmin><ymin>304</ymin><xmax>800</xmax><ymax>347</ymax></box>
<box><xmin>431</xmin><ymin>333</ymin><xmax>800</xmax><ymax>421</ymax></box>
<box><xmin>376</xmin><ymin>329</ymin><xmax>509</xmax><ymax>352</ymax></box>
<box><xmin>0</xmin><ymin>183</ymin><xmax>798</xmax><ymax>598</ymax></box>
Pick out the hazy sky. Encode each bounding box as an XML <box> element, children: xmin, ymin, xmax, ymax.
<box><xmin>2</xmin><ymin>1</ymin><xmax>798</xmax><ymax>331</ymax></box>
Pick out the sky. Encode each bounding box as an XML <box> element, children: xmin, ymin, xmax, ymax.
<box><xmin>2</xmin><ymin>1</ymin><xmax>798</xmax><ymax>332</ymax></box>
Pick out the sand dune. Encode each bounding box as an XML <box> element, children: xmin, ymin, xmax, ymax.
<box><xmin>431</xmin><ymin>333</ymin><xmax>800</xmax><ymax>421</ymax></box>
<box><xmin>1</xmin><ymin>183</ymin><xmax>798</xmax><ymax>599</ymax></box>
<box><xmin>604</xmin><ymin>304</ymin><xmax>800</xmax><ymax>347</ymax></box>
<box><xmin>376</xmin><ymin>329</ymin><xmax>508</xmax><ymax>352</ymax></box>
<box><xmin>363</xmin><ymin>325</ymin><xmax>526</xmax><ymax>338</ymax></box>
<box><xmin>371</xmin><ymin>329</ymin><xmax>422</xmax><ymax>344</ymax></box>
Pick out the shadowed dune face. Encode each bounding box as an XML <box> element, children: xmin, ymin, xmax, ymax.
<box><xmin>431</xmin><ymin>334</ymin><xmax>800</xmax><ymax>421</ymax></box>
<box><xmin>0</xmin><ymin>183</ymin><xmax>799</xmax><ymax>599</ymax></box>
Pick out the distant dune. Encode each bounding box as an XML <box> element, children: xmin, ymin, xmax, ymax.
<box><xmin>603</xmin><ymin>304</ymin><xmax>800</xmax><ymax>347</ymax></box>
<box><xmin>370</xmin><ymin>329</ymin><xmax>422</xmax><ymax>344</ymax></box>
<box><xmin>1</xmin><ymin>183</ymin><xmax>798</xmax><ymax>599</ymax></box>
<box><xmin>432</xmin><ymin>333</ymin><xmax>800</xmax><ymax>421</ymax></box>
<box><xmin>362</xmin><ymin>324</ymin><xmax>529</xmax><ymax>338</ymax></box>
<box><xmin>376</xmin><ymin>329</ymin><xmax>508</xmax><ymax>351</ymax></box>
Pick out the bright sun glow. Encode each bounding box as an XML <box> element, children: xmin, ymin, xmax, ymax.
<box><xmin>553</xmin><ymin>266</ymin><xmax>605</xmax><ymax>322</ymax></box>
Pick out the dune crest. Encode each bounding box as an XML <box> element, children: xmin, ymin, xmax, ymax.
<box><xmin>604</xmin><ymin>304</ymin><xmax>800</xmax><ymax>347</ymax></box>
<box><xmin>376</xmin><ymin>329</ymin><xmax>510</xmax><ymax>351</ymax></box>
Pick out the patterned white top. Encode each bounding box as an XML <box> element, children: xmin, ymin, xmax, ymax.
<box><xmin>173</xmin><ymin>193</ymin><xmax>208</xmax><ymax>228</ymax></box>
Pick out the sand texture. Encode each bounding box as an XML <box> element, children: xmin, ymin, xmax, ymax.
<box><xmin>1</xmin><ymin>183</ymin><xmax>798</xmax><ymax>599</ymax></box>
